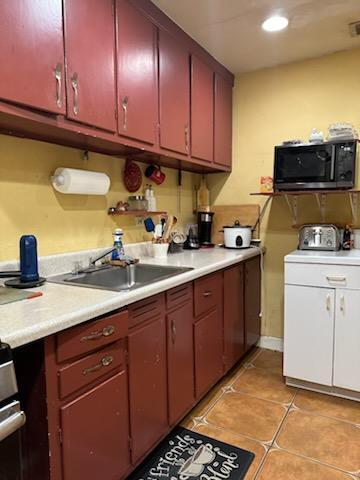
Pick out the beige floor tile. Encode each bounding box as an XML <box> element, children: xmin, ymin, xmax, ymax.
<box><xmin>293</xmin><ymin>389</ymin><xmax>360</xmax><ymax>425</ymax></box>
<box><xmin>276</xmin><ymin>410</ymin><xmax>360</xmax><ymax>473</ymax></box>
<box><xmin>252</xmin><ymin>349</ymin><xmax>283</xmax><ymax>374</ymax></box>
<box><xmin>233</xmin><ymin>366</ymin><xmax>296</xmax><ymax>404</ymax></box>
<box><xmin>257</xmin><ymin>449</ymin><xmax>354</xmax><ymax>479</ymax></box>
<box><xmin>206</xmin><ymin>391</ymin><xmax>287</xmax><ymax>443</ymax></box>
<box><xmin>193</xmin><ymin>423</ymin><xmax>267</xmax><ymax>480</ymax></box>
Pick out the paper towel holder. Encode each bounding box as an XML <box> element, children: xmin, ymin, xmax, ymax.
<box><xmin>51</xmin><ymin>167</ymin><xmax>110</xmax><ymax>195</ymax></box>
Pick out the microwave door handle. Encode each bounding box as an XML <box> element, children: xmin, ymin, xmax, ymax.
<box><xmin>330</xmin><ymin>145</ymin><xmax>336</xmax><ymax>180</ymax></box>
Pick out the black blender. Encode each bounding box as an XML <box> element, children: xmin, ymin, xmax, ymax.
<box><xmin>197</xmin><ymin>211</ymin><xmax>214</xmax><ymax>248</ymax></box>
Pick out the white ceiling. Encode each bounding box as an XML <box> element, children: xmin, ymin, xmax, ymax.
<box><xmin>152</xmin><ymin>0</ymin><xmax>360</xmax><ymax>73</ymax></box>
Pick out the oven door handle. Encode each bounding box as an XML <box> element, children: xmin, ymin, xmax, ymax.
<box><xmin>330</xmin><ymin>144</ymin><xmax>336</xmax><ymax>180</ymax></box>
<box><xmin>0</xmin><ymin>410</ymin><xmax>26</xmax><ymax>442</ymax></box>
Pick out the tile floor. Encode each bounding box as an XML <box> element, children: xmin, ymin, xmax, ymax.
<box><xmin>181</xmin><ymin>348</ymin><xmax>360</xmax><ymax>479</ymax></box>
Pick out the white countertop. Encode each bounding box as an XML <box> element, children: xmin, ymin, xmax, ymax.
<box><xmin>285</xmin><ymin>249</ymin><xmax>360</xmax><ymax>266</ymax></box>
<box><xmin>0</xmin><ymin>247</ymin><xmax>261</xmax><ymax>349</ymax></box>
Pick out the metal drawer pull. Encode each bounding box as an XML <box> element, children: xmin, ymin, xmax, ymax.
<box><xmin>203</xmin><ymin>291</ymin><xmax>212</xmax><ymax>297</ymax></box>
<box><xmin>326</xmin><ymin>294</ymin><xmax>331</xmax><ymax>311</ymax></box>
<box><xmin>80</xmin><ymin>325</ymin><xmax>115</xmax><ymax>342</ymax></box>
<box><xmin>326</xmin><ymin>275</ymin><xmax>346</xmax><ymax>282</ymax></box>
<box><xmin>340</xmin><ymin>294</ymin><xmax>345</xmax><ymax>312</ymax></box>
<box><xmin>82</xmin><ymin>355</ymin><xmax>114</xmax><ymax>376</ymax></box>
<box><xmin>121</xmin><ymin>96</ymin><xmax>128</xmax><ymax>131</ymax></box>
<box><xmin>71</xmin><ymin>72</ymin><xmax>79</xmax><ymax>115</ymax></box>
<box><xmin>171</xmin><ymin>319</ymin><xmax>177</xmax><ymax>344</ymax></box>
<box><xmin>0</xmin><ymin>411</ymin><xmax>26</xmax><ymax>442</ymax></box>
<box><xmin>54</xmin><ymin>63</ymin><xmax>62</xmax><ymax>108</ymax></box>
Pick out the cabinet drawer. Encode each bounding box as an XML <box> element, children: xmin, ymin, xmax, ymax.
<box><xmin>285</xmin><ymin>263</ymin><xmax>360</xmax><ymax>290</ymax></box>
<box><xmin>56</xmin><ymin>310</ymin><xmax>128</xmax><ymax>363</ymax></box>
<box><xmin>58</xmin><ymin>341</ymin><xmax>124</xmax><ymax>399</ymax></box>
<box><xmin>194</xmin><ymin>272</ymin><xmax>222</xmax><ymax>318</ymax></box>
<box><xmin>128</xmin><ymin>293</ymin><xmax>165</xmax><ymax>329</ymax></box>
<box><xmin>166</xmin><ymin>283</ymin><xmax>193</xmax><ymax>312</ymax></box>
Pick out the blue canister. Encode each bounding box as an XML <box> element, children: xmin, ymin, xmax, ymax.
<box><xmin>20</xmin><ymin>235</ymin><xmax>40</xmax><ymax>283</ymax></box>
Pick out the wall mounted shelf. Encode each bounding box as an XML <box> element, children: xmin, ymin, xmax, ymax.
<box><xmin>250</xmin><ymin>190</ymin><xmax>360</xmax><ymax>226</ymax></box>
<box><xmin>108</xmin><ymin>210</ymin><xmax>167</xmax><ymax>216</ymax></box>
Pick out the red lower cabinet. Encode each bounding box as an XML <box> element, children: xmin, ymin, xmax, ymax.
<box><xmin>224</xmin><ymin>265</ymin><xmax>245</xmax><ymax>371</ymax></box>
<box><xmin>194</xmin><ymin>307</ymin><xmax>224</xmax><ymax>399</ymax></box>
<box><xmin>61</xmin><ymin>371</ymin><xmax>130</xmax><ymax>480</ymax></box>
<box><xmin>128</xmin><ymin>314</ymin><xmax>168</xmax><ymax>464</ymax></box>
<box><xmin>245</xmin><ymin>256</ymin><xmax>262</xmax><ymax>350</ymax></box>
<box><xmin>167</xmin><ymin>300</ymin><xmax>195</xmax><ymax>425</ymax></box>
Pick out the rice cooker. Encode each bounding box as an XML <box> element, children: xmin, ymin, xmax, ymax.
<box><xmin>223</xmin><ymin>221</ymin><xmax>252</xmax><ymax>249</ymax></box>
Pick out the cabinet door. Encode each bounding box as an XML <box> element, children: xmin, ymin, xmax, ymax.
<box><xmin>191</xmin><ymin>56</ymin><xmax>214</xmax><ymax>162</ymax></box>
<box><xmin>244</xmin><ymin>256</ymin><xmax>261</xmax><ymax>351</ymax></box>
<box><xmin>116</xmin><ymin>0</ymin><xmax>157</xmax><ymax>144</ymax></box>
<box><xmin>194</xmin><ymin>307</ymin><xmax>223</xmax><ymax>399</ymax></box>
<box><xmin>63</xmin><ymin>0</ymin><xmax>116</xmax><ymax>131</ymax></box>
<box><xmin>224</xmin><ymin>265</ymin><xmax>245</xmax><ymax>371</ymax></box>
<box><xmin>284</xmin><ymin>285</ymin><xmax>335</xmax><ymax>386</ymax></box>
<box><xmin>159</xmin><ymin>30</ymin><xmax>190</xmax><ymax>155</ymax></box>
<box><xmin>333</xmin><ymin>289</ymin><xmax>360</xmax><ymax>392</ymax></box>
<box><xmin>128</xmin><ymin>316</ymin><xmax>167</xmax><ymax>463</ymax></box>
<box><xmin>0</xmin><ymin>0</ymin><xmax>65</xmax><ymax>114</ymax></box>
<box><xmin>167</xmin><ymin>301</ymin><xmax>195</xmax><ymax>425</ymax></box>
<box><xmin>61</xmin><ymin>371</ymin><xmax>130</xmax><ymax>480</ymax></box>
<box><xmin>214</xmin><ymin>73</ymin><xmax>232</xmax><ymax>168</ymax></box>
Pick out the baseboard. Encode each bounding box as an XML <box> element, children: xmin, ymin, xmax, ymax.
<box><xmin>257</xmin><ymin>336</ymin><xmax>283</xmax><ymax>352</ymax></box>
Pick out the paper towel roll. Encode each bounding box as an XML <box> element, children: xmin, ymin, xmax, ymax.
<box><xmin>51</xmin><ymin>168</ymin><xmax>110</xmax><ymax>195</ymax></box>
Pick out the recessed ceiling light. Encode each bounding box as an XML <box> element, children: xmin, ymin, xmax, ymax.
<box><xmin>262</xmin><ymin>15</ymin><xmax>289</xmax><ymax>32</ymax></box>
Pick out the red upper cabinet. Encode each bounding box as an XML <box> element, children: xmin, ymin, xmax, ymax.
<box><xmin>214</xmin><ymin>73</ymin><xmax>233</xmax><ymax>168</ymax></box>
<box><xmin>159</xmin><ymin>30</ymin><xmax>190</xmax><ymax>155</ymax></box>
<box><xmin>0</xmin><ymin>0</ymin><xmax>65</xmax><ymax>114</ymax></box>
<box><xmin>63</xmin><ymin>0</ymin><xmax>116</xmax><ymax>132</ymax></box>
<box><xmin>191</xmin><ymin>56</ymin><xmax>214</xmax><ymax>163</ymax></box>
<box><xmin>116</xmin><ymin>0</ymin><xmax>157</xmax><ymax>145</ymax></box>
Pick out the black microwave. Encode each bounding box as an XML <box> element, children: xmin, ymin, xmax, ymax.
<box><xmin>273</xmin><ymin>140</ymin><xmax>357</xmax><ymax>191</ymax></box>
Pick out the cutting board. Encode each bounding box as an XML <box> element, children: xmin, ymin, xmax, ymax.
<box><xmin>212</xmin><ymin>204</ymin><xmax>260</xmax><ymax>245</ymax></box>
<box><xmin>0</xmin><ymin>286</ymin><xmax>42</xmax><ymax>305</ymax></box>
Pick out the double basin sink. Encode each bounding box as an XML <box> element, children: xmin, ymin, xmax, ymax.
<box><xmin>49</xmin><ymin>263</ymin><xmax>193</xmax><ymax>292</ymax></box>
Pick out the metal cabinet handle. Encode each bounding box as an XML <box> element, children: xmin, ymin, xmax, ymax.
<box><xmin>80</xmin><ymin>325</ymin><xmax>115</xmax><ymax>342</ymax></box>
<box><xmin>203</xmin><ymin>291</ymin><xmax>212</xmax><ymax>297</ymax></box>
<box><xmin>0</xmin><ymin>411</ymin><xmax>26</xmax><ymax>442</ymax></box>
<box><xmin>326</xmin><ymin>294</ymin><xmax>331</xmax><ymax>311</ymax></box>
<box><xmin>340</xmin><ymin>294</ymin><xmax>345</xmax><ymax>312</ymax></box>
<box><xmin>54</xmin><ymin>63</ymin><xmax>62</xmax><ymax>108</ymax></box>
<box><xmin>71</xmin><ymin>72</ymin><xmax>79</xmax><ymax>115</ymax></box>
<box><xmin>171</xmin><ymin>319</ymin><xmax>177</xmax><ymax>344</ymax></box>
<box><xmin>326</xmin><ymin>275</ymin><xmax>346</xmax><ymax>283</ymax></box>
<box><xmin>82</xmin><ymin>355</ymin><xmax>114</xmax><ymax>375</ymax></box>
<box><xmin>184</xmin><ymin>124</ymin><xmax>189</xmax><ymax>152</ymax></box>
<box><xmin>121</xmin><ymin>96</ymin><xmax>128</xmax><ymax>131</ymax></box>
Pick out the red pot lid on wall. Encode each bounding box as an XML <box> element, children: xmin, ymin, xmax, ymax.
<box><xmin>123</xmin><ymin>159</ymin><xmax>142</xmax><ymax>192</ymax></box>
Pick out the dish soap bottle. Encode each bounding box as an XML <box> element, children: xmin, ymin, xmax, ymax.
<box><xmin>112</xmin><ymin>228</ymin><xmax>125</xmax><ymax>260</ymax></box>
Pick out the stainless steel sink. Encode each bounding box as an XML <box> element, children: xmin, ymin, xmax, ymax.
<box><xmin>48</xmin><ymin>263</ymin><xmax>193</xmax><ymax>292</ymax></box>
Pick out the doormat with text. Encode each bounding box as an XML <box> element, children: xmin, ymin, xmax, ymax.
<box><xmin>127</xmin><ymin>426</ymin><xmax>255</xmax><ymax>480</ymax></box>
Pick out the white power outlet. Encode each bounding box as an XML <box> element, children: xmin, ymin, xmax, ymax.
<box><xmin>135</xmin><ymin>217</ymin><xmax>145</xmax><ymax>227</ymax></box>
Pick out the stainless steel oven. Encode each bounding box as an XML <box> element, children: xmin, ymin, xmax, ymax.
<box><xmin>274</xmin><ymin>140</ymin><xmax>357</xmax><ymax>191</ymax></box>
<box><xmin>0</xmin><ymin>342</ymin><xmax>26</xmax><ymax>480</ymax></box>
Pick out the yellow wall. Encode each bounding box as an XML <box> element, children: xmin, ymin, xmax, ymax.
<box><xmin>0</xmin><ymin>135</ymin><xmax>197</xmax><ymax>261</ymax></box>
<box><xmin>209</xmin><ymin>47</ymin><xmax>360</xmax><ymax>339</ymax></box>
